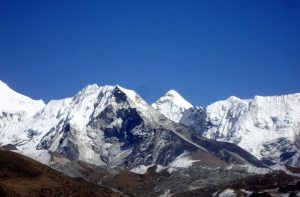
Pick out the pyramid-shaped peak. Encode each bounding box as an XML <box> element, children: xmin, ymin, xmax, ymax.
<box><xmin>151</xmin><ymin>89</ymin><xmax>192</xmax><ymax>122</ymax></box>
<box><xmin>166</xmin><ymin>89</ymin><xmax>181</xmax><ymax>96</ymax></box>
<box><xmin>227</xmin><ymin>96</ymin><xmax>242</xmax><ymax>102</ymax></box>
<box><xmin>162</xmin><ymin>89</ymin><xmax>193</xmax><ymax>109</ymax></box>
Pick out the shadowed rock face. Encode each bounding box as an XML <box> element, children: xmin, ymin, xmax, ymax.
<box><xmin>58</xmin><ymin>140</ymin><xmax>79</xmax><ymax>161</ymax></box>
<box><xmin>260</xmin><ymin>137</ymin><xmax>300</xmax><ymax>166</ymax></box>
<box><xmin>123</xmin><ymin>128</ymin><xmax>201</xmax><ymax>168</ymax></box>
<box><xmin>113</xmin><ymin>87</ymin><xmax>128</xmax><ymax>103</ymax></box>
<box><xmin>88</xmin><ymin>103</ymin><xmax>203</xmax><ymax>167</ymax></box>
<box><xmin>180</xmin><ymin>107</ymin><xmax>212</xmax><ymax>135</ymax></box>
<box><xmin>37</xmin><ymin>123</ymin><xmax>80</xmax><ymax>161</ymax></box>
<box><xmin>104</xmin><ymin>108</ymin><xmax>144</xmax><ymax>147</ymax></box>
<box><xmin>55</xmin><ymin>124</ymin><xmax>80</xmax><ymax>161</ymax></box>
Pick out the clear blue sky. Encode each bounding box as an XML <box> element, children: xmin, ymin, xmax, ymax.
<box><xmin>0</xmin><ymin>0</ymin><xmax>299</xmax><ymax>106</ymax></box>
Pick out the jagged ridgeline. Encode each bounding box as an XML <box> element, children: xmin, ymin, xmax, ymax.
<box><xmin>153</xmin><ymin>91</ymin><xmax>300</xmax><ymax>167</ymax></box>
<box><xmin>1</xmin><ymin>80</ymin><xmax>300</xmax><ymax>196</ymax></box>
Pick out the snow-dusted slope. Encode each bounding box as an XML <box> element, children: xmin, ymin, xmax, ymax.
<box><xmin>0</xmin><ymin>80</ymin><xmax>45</xmax><ymax>130</ymax></box>
<box><xmin>180</xmin><ymin>94</ymin><xmax>300</xmax><ymax>167</ymax></box>
<box><xmin>152</xmin><ymin>90</ymin><xmax>192</xmax><ymax>122</ymax></box>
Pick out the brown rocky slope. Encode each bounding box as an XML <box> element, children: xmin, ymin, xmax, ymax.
<box><xmin>0</xmin><ymin>150</ymin><xmax>121</xmax><ymax>197</ymax></box>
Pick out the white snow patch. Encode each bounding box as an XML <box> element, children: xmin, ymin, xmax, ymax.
<box><xmin>167</xmin><ymin>153</ymin><xmax>200</xmax><ymax>173</ymax></box>
<box><xmin>159</xmin><ymin>189</ymin><xmax>171</xmax><ymax>197</ymax></box>
<box><xmin>13</xmin><ymin>149</ymin><xmax>51</xmax><ymax>165</ymax></box>
<box><xmin>241</xmin><ymin>164</ymin><xmax>271</xmax><ymax>174</ymax></box>
<box><xmin>130</xmin><ymin>164</ymin><xmax>155</xmax><ymax>174</ymax></box>
<box><xmin>218</xmin><ymin>189</ymin><xmax>236</xmax><ymax>197</ymax></box>
<box><xmin>169</xmin><ymin>153</ymin><xmax>199</xmax><ymax>168</ymax></box>
<box><xmin>131</xmin><ymin>153</ymin><xmax>200</xmax><ymax>175</ymax></box>
<box><xmin>130</xmin><ymin>164</ymin><xmax>165</xmax><ymax>174</ymax></box>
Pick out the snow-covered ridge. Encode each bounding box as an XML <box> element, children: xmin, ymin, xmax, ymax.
<box><xmin>152</xmin><ymin>90</ymin><xmax>193</xmax><ymax>122</ymax></box>
<box><xmin>130</xmin><ymin>152</ymin><xmax>200</xmax><ymax>174</ymax></box>
<box><xmin>152</xmin><ymin>90</ymin><xmax>300</xmax><ymax>167</ymax></box>
<box><xmin>0</xmin><ymin>80</ymin><xmax>45</xmax><ymax>130</ymax></box>
<box><xmin>0</xmin><ymin>80</ymin><xmax>45</xmax><ymax>114</ymax></box>
<box><xmin>179</xmin><ymin>93</ymin><xmax>300</xmax><ymax>167</ymax></box>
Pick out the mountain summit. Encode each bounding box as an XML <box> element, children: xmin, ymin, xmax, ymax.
<box><xmin>0</xmin><ymin>80</ymin><xmax>44</xmax><ymax>114</ymax></box>
<box><xmin>0</xmin><ymin>80</ymin><xmax>45</xmax><ymax>130</ymax></box>
<box><xmin>152</xmin><ymin>90</ymin><xmax>192</xmax><ymax>122</ymax></box>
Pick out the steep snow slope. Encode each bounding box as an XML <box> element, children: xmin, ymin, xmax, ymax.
<box><xmin>0</xmin><ymin>80</ymin><xmax>45</xmax><ymax>130</ymax></box>
<box><xmin>151</xmin><ymin>90</ymin><xmax>192</xmax><ymax>122</ymax></box>
<box><xmin>179</xmin><ymin>94</ymin><xmax>300</xmax><ymax>167</ymax></box>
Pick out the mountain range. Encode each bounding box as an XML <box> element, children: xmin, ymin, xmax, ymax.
<box><xmin>153</xmin><ymin>89</ymin><xmax>300</xmax><ymax>168</ymax></box>
<box><xmin>1</xmin><ymin>80</ymin><xmax>300</xmax><ymax>196</ymax></box>
<box><xmin>0</xmin><ymin>81</ymin><xmax>263</xmax><ymax>167</ymax></box>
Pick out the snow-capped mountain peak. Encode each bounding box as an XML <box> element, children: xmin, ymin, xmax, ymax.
<box><xmin>116</xmin><ymin>85</ymin><xmax>150</xmax><ymax>111</ymax></box>
<box><xmin>151</xmin><ymin>89</ymin><xmax>192</xmax><ymax>122</ymax></box>
<box><xmin>0</xmin><ymin>80</ymin><xmax>45</xmax><ymax>130</ymax></box>
<box><xmin>76</xmin><ymin>84</ymin><xmax>99</xmax><ymax>95</ymax></box>
<box><xmin>165</xmin><ymin>90</ymin><xmax>193</xmax><ymax>109</ymax></box>
<box><xmin>0</xmin><ymin>80</ymin><xmax>45</xmax><ymax>114</ymax></box>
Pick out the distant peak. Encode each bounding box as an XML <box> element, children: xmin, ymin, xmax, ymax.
<box><xmin>74</xmin><ymin>84</ymin><xmax>101</xmax><ymax>100</ymax></box>
<box><xmin>155</xmin><ymin>89</ymin><xmax>193</xmax><ymax>109</ymax></box>
<box><xmin>227</xmin><ymin>96</ymin><xmax>241</xmax><ymax>101</ymax></box>
<box><xmin>82</xmin><ymin>84</ymin><xmax>99</xmax><ymax>91</ymax></box>
<box><xmin>166</xmin><ymin>89</ymin><xmax>180</xmax><ymax>96</ymax></box>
